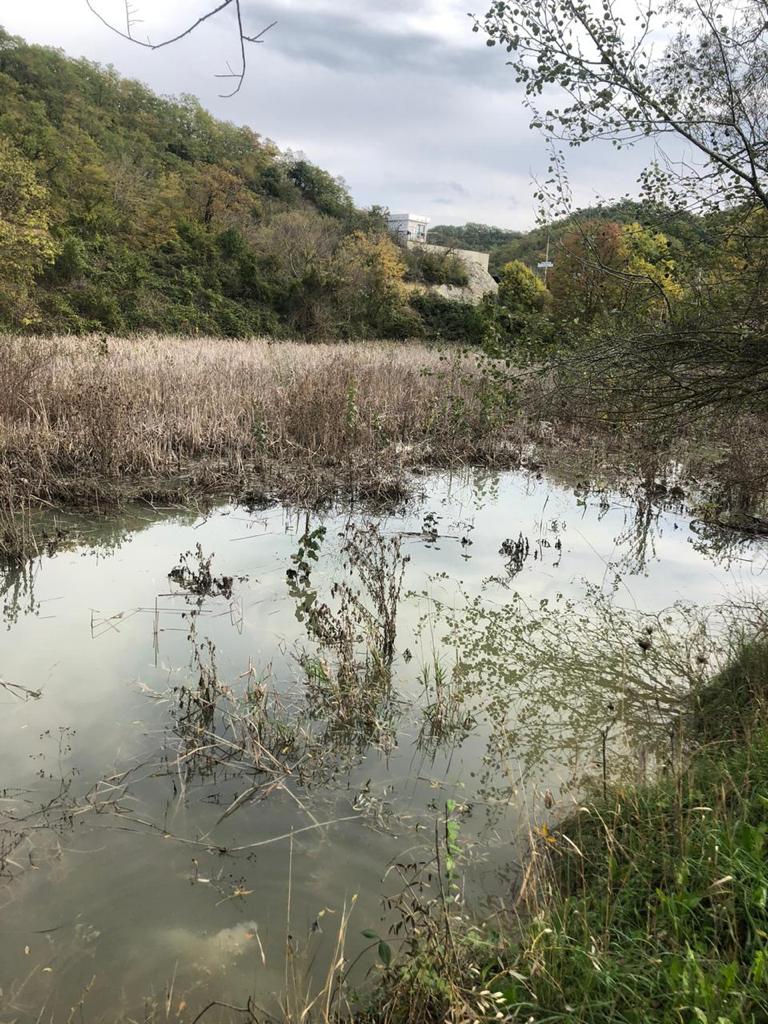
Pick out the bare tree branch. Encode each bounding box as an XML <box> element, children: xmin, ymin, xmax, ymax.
<box><xmin>85</xmin><ymin>0</ymin><xmax>277</xmax><ymax>96</ymax></box>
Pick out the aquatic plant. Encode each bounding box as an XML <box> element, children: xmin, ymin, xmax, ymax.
<box><xmin>168</xmin><ymin>543</ymin><xmax>237</xmax><ymax>599</ymax></box>
<box><xmin>1</xmin><ymin>334</ymin><xmax>765</xmax><ymax>535</ymax></box>
<box><xmin>416</xmin><ymin>658</ymin><xmax>475</xmax><ymax>753</ymax></box>
<box><xmin>289</xmin><ymin>521</ymin><xmax>410</xmax><ymax>752</ymax></box>
<box><xmin>0</xmin><ymin>335</ymin><xmax>521</xmax><ymax>513</ymax></box>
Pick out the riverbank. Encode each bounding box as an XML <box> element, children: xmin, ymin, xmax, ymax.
<box><xmin>371</xmin><ymin>636</ymin><xmax>768</xmax><ymax>1024</ymax></box>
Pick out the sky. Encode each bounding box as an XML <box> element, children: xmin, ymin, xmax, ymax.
<box><xmin>1</xmin><ymin>0</ymin><xmax>651</xmax><ymax>230</ymax></box>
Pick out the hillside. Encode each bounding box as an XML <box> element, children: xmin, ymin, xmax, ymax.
<box><xmin>0</xmin><ymin>27</ymin><xmax>403</xmax><ymax>337</ymax></box>
<box><xmin>0</xmin><ymin>28</ymin><xmax>720</xmax><ymax>344</ymax></box>
<box><xmin>430</xmin><ymin>201</ymin><xmax>712</xmax><ymax>276</ymax></box>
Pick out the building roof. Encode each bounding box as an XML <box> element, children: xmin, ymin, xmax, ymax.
<box><xmin>388</xmin><ymin>213</ymin><xmax>430</xmax><ymax>223</ymax></box>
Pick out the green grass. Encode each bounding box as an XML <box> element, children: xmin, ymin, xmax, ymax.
<box><xmin>505</xmin><ymin>740</ymin><xmax>768</xmax><ymax>1022</ymax></box>
<box><xmin>691</xmin><ymin>636</ymin><xmax>768</xmax><ymax>744</ymax></box>
<box><xmin>373</xmin><ymin>641</ymin><xmax>768</xmax><ymax>1024</ymax></box>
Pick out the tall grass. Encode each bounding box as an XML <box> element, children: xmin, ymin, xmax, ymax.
<box><xmin>0</xmin><ymin>334</ymin><xmax>520</xmax><ymax>510</ymax></box>
<box><xmin>2</xmin><ymin>332</ymin><xmax>767</xmax><ymax>560</ymax></box>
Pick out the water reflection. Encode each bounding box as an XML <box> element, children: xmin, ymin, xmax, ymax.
<box><xmin>1</xmin><ymin>559</ymin><xmax>39</xmax><ymax>626</ymax></box>
<box><xmin>0</xmin><ymin>468</ymin><xmax>766</xmax><ymax>1021</ymax></box>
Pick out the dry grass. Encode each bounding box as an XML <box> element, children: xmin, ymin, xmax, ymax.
<box><xmin>0</xmin><ymin>334</ymin><xmax>522</xmax><ymax>512</ymax></box>
<box><xmin>1</xmin><ymin>333</ymin><xmax>767</xmax><ymax>562</ymax></box>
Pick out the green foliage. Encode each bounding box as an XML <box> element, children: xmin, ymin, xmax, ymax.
<box><xmin>474</xmin><ymin>260</ymin><xmax>554</xmax><ymax>358</ymax></box>
<box><xmin>428</xmin><ymin>222</ymin><xmax>521</xmax><ymax>254</ymax></box>
<box><xmin>472</xmin><ymin>0</ymin><xmax>768</xmax><ymax>410</ymax></box>
<box><xmin>0</xmin><ymin>29</ymin><xmax>418</xmax><ymax>339</ymax></box>
<box><xmin>497</xmin><ymin>259</ymin><xmax>550</xmax><ymax>314</ymax></box>
<box><xmin>0</xmin><ymin>136</ymin><xmax>56</xmax><ymax>325</ymax></box>
<box><xmin>376</xmin><ymin>640</ymin><xmax>768</xmax><ymax>1024</ymax></box>
<box><xmin>692</xmin><ymin>638</ymin><xmax>768</xmax><ymax>743</ymax></box>
<box><xmin>501</xmin><ymin>730</ymin><xmax>768</xmax><ymax>1024</ymax></box>
<box><xmin>403</xmin><ymin>246</ymin><xmax>469</xmax><ymax>287</ymax></box>
<box><xmin>286</xmin><ymin>158</ymin><xmax>355</xmax><ymax>219</ymax></box>
<box><xmin>444</xmin><ymin>201</ymin><xmax>705</xmax><ymax>277</ymax></box>
<box><xmin>409</xmin><ymin>292</ymin><xmax>490</xmax><ymax>345</ymax></box>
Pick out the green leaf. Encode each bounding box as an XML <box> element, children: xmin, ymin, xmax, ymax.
<box><xmin>361</xmin><ymin>929</ymin><xmax>378</xmax><ymax>940</ymax></box>
<box><xmin>378</xmin><ymin>940</ymin><xmax>392</xmax><ymax>967</ymax></box>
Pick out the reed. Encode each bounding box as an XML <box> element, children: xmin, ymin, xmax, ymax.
<box><xmin>0</xmin><ymin>334</ymin><xmax>522</xmax><ymax>509</ymax></box>
<box><xmin>1</xmin><ymin>332</ymin><xmax>766</xmax><ymax>547</ymax></box>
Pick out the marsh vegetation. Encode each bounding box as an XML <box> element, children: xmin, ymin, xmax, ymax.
<box><xmin>2</xmin><ymin>333</ymin><xmax>768</xmax><ymax>564</ymax></box>
<box><xmin>2</xmin><ymin>0</ymin><xmax>768</xmax><ymax>1018</ymax></box>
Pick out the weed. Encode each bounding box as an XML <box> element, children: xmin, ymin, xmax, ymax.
<box><xmin>168</xmin><ymin>543</ymin><xmax>237</xmax><ymax>599</ymax></box>
<box><xmin>417</xmin><ymin>658</ymin><xmax>475</xmax><ymax>752</ymax></box>
<box><xmin>368</xmin><ymin>623</ymin><xmax>768</xmax><ymax>1024</ymax></box>
<box><xmin>2</xmin><ymin>335</ymin><xmax>764</xmax><ymax>530</ymax></box>
<box><xmin>289</xmin><ymin>521</ymin><xmax>410</xmax><ymax>753</ymax></box>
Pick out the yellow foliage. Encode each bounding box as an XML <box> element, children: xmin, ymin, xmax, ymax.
<box><xmin>499</xmin><ymin>258</ymin><xmax>551</xmax><ymax>312</ymax></box>
<box><xmin>622</xmin><ymin>221</ymin><xmax>684</xmax><ymax>306</ymax></box>
<box><xmin>0</xmin><ymin>138</ymin><xmax>56</xmax><ymax>323</ymax></box>
<box><xmin>192</xmin><ymin>165</ymin><xmax>260</xmax><ymax>230</ymax></box>
<box><xmin>336</xmin><ymin>231</ymin><xmax>407</xmax><ymax>298</ymax></box>
<box><xmin>0</xmin><ymin>138</ymin><xmax>56</xmax><ymax>277</ymax></box>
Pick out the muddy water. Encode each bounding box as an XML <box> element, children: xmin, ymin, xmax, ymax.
<box><xmin>0</xmin><ymin>470</ymin><xmax>765</xmax><ymax>1021</ymax></box>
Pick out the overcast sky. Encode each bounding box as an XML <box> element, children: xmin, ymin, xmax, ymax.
<box><xmin>1</xmin><ymin>0</ymin><xmax>651</xmax><ymax>229</ymax></box>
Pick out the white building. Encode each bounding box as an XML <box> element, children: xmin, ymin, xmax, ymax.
<box><xmin>385</xmin><ymin>210</ymin><xmax>497</xmax><ymax>303</ymax></box>
<box><xmin>387</xmin><ymin>212</ymin><xmax>430</xmax><ymax>243</ymax></box>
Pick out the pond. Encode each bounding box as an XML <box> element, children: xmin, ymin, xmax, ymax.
<box><xmin>1</xmin><ymin>469</ymin><xmax>766</xmax><ymax>1022</ymax></box>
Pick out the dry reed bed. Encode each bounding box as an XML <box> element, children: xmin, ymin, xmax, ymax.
<box><xmin>2</xmin><ymin>334</ymin><xmax>766</xmax><ymax>518</ymax></box>
<box><xmin>0</xmin><ymin>335</ymin><xmax>524</xmax><ymax>507</ymax></box>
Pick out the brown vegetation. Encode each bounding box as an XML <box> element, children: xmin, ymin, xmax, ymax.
<box><xmin>0</xmin><ymin>335</ymin><xmax>518</xmax><ymax>510</ymax></box>
<box><xmin>1</xmin><ymin>334</ymin><xmax>767</xmax><ymax>544</ymax></box>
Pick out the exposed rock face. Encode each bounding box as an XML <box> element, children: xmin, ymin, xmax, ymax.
<box><xmin>407</xmin><ymin>241</ymin><xmax>498</xmax><ymax>304</ymax></box>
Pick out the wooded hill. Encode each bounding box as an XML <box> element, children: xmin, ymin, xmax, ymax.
<box><xmin>0</xmin><ymin>27</ymin><xmax>434</xmax><ymax>338</ymax></box>
<box><xmin>429</xmin><ymin>202</ymin><xmax>711</xmax><ymax>277</ymax></box>
<box><xmin>0</xmin><ymin>27</ymin><xmax>723</xmax><ymax>349</ymax></box>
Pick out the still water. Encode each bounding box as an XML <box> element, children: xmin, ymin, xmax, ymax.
<box><xmin>0</xmin><ymin>470</ymin><xmax>765</xmax><ymax>1021</ymax></box>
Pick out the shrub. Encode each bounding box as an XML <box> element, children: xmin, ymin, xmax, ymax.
<box><xmin>404</xmin><ymin>247</ymin><xmax>469</xmax><ymax>287</ymax></box>
<box><xmin>497</xmin><ymin>259</ymin><xmax>551</xmax><ymax>314</ymax></box>
<box><xmin>410</xmin><ymin>292</ymin><xmax>490</xmax><ymax>344</ymax></box>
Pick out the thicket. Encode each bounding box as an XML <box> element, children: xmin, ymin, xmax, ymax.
<box><xmin>402</xmin><ymin>245</ymin><xmax>469</xmax><ymax>287</ymax></box>
<box><xmin>409</xmin><ymin>293</ymin><xmax>488</xmax><ymax>344</ymax></box>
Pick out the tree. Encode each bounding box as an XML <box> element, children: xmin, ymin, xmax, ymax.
<box><xmin>478</xmin><ymin>0</ymin><xmax>768</xmax><ymax>214</ymax></box>
<box><xmin>498</xmin><ymin>259</ymin><xmax>550</xmax><ymax>315</ymax></box>
<box><xmin>428</xmin><ymin>222</ymin><xmax>522</xmax><ymax>252</ymax></box>
<box><xmin>478</xmin><ymin>0</ymin><xmax>768</xmax><ymax>411</ymax></box>
<box><xmin>490</xmin><ymin>259</ymin><xmax>553</xmax><ymax>353</ymax></box>
<box><xmin>333</xmin><ymin>231</ymin><xmax>409</xmax><ymax>334</ymax></box>
<box><xmin>192</xmin><ymin>165</ymin><xmax>259</xmax><ymax>231</ymax></box>
<box><xmin>250</xmin><ymin>207</ymin><xmax>343</xmax><ymax>335</ymax></box>
<box><xmin>0</xmin><ymin>138</ymin><xmax>56</xmax><ymax>324</ymax></box>
<box><xmin>287</xmin><ymin>159</ymin><xmax>355</xmax><ymax>220</ymax></box>
<box><xmin>548</xmin><ymin>221</ymin><xmax>680</xmax><ymax>324</ymax></box>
